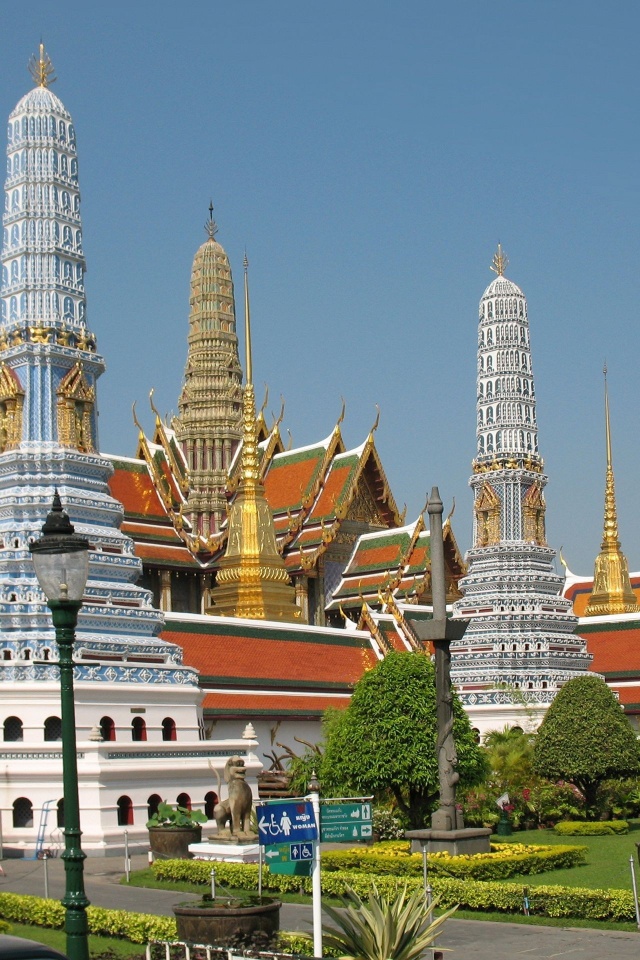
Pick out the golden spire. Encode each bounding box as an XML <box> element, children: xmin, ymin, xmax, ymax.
<box><xmin>585</xmin><ymin>365</ymin><xmax>639</xmax><ymax>616</ymax></box>
<box><xmin>208</xmin><ymin>254</ymin><xmax>299</xmax><ymax>621</ymax></box>
<box><xmin>490</xmin><ymin>242</ymin><xmax>508</xmax><ymax>277</ymax></box>
<box><xmin>29</xmin><ymin>43</ymin><xmax>56</xmax><ymax>88</ymax></box>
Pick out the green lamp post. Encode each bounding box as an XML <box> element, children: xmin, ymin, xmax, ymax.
<box><xmin>30</xmin><ymin>491</ymin><xmax>90</xmax><ymax>960</ymax></box>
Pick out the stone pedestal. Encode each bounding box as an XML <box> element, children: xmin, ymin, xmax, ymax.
<box><xmin>189</xmin><ymin>841</ymin><xmax>260</xmax><ymax>863</ymax></box>
<box><xmin>405</xmin><ymin>827</ymin><xmax>492</xmax><ymax>855</ymax></box>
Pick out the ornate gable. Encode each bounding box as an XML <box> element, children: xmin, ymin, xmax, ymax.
<box><xmin>474</xmin><ymin>481</ymin><xmax>500</xmax><ymax>546</ymax></box>
<box><xmin>56</xmin><ymin>362</ymin><xmax>95</xmax><ymax>452</ymax></box>
<box><xmin>0</xmin><ymin>363</ymin><xmax>24</xmax><ymax>451</ymax></box>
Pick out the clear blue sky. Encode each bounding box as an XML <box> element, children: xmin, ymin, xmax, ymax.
<box><xmin>2</xmin><ymin>1</ymin><xmax>639</xmax><ymax>576</ymax></box>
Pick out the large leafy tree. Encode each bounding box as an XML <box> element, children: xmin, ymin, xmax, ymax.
<box><xmin>316</xmin><ymin>651</ymin><xmax>487</xmax><ymax>828</ymax></box>
<box><xmin>533</xmin><ymin>675</ymin><xmax>640</xmax><ymax>816</ymax></box>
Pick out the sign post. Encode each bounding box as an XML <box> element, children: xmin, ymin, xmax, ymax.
<box><xmin>309</xmin><ymin>774</ymin><xmax>322</xmax><ymax>958</ymax></box>
<box><xmin>320</xmin><ymin>802</ymin><xmax>372</xmax><ymax>842</ymax></box>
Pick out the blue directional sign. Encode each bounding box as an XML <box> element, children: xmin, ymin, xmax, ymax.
<box><xmin>290</xmin><ymin>841</ymin><xmax>314</xmax><ymax>861</ymax></box>
<box><xmin>257</xmin><ymin>801</ymin><xmax>317</xmax><ymax>845</ymax></box>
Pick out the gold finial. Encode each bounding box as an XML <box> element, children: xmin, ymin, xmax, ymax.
<box><xmin>205</xmin><ymin>200</ymin><xmax>218</xmax><ymax>239</ymax></box>
<box><xmin>29</xmin><ymin>43</ymin><xmax>56</xmax><ymax>88</ymax></box>
<box><xmin>490</xmin><ymin>242</ymin><xmax>508</xmax><ymax>277</ymax></box>
<box><xmin>243</xmin><ymin>251</ymin><xmax>252</xmax><ymax>386</ymax></box>
<box><xmin>585</xmin><ymin>366</ymin><xmax>640</xmax><ymax>616</ymax></box>
<box><xmin>208</xmin><ymin>250</ymin><xmax>299</xmax><ymax>623</ymax></box>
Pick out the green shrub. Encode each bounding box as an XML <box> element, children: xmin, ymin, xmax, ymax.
<box><xmin>554</xmin><ymin>820</ymin><xmax>629</xmax><ymax>836</ymax></box>
<box><xmin>0</xmin><ymin>894</ymin><xmax>177</xmax><ymax>943</ymax></box>
<box><xmin>151</xmin><ymin>855</ymin><xmax>637</xmax><ymax>921</ymax></box>
<box><xmin>0</xmin><ymin>920</ymin><xmax>9</xmax><ymax>934</ymax></box>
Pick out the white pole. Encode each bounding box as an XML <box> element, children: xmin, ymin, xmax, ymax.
<box><xmin>309</xmin><ymin>778</ymin><xmax>322</xmax><ymax>958</ymax></box>
<box><xmin>210</xmin><ymin>866</ymin><xmax>216</xmax><ymax>900</ymax></box>
<box><xmin>43</xmin><ymin>852</ymin><xmax>49</xmax><ymax>899</ymax></box>
<box><xmin>124</xmin><ymin>830</ymin><xmax>130</xmax><ymax>882</ymax></box>
<box><xmin>258</xmin><ymin>843</ymin><xmax>263</xmax><ymax>898</ymax></box>
<box><xmin>630</xmin><ymin>855</ymin><xmax>640</xmax><ymax>930</ymax></box>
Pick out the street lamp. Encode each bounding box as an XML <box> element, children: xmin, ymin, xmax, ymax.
<box><xmin>30</xmin><ymin>491</ymin><xmax>90</xmax><ymax>960</ymax></box>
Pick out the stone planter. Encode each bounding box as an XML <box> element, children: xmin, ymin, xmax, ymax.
<box><xmin>174</xmin><ymin>897</ymin><xmax>281</xmax><ymax>946</ymax></box>
<box><xmin>148</xmin><ymin>825</ymin><xmax>202</xmax><ymax>859</ymax></box>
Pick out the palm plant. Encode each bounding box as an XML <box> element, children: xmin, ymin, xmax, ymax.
<box><xmin>322</xmin><ymin>884</ymin><xmax>456</xmax><ymax>960</ymax></box>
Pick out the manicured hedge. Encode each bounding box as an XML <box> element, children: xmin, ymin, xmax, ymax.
<box><xmin>0</xmin><ymin>893</ymin><xmax>177</xmax><ymax>943</ymax></box>
<box><xmin>151</xmin><ymin>859</ymin><xmax>637</xmax><ymax>922</ymax></box>
<box><xmin>554</xmin><ymin>820</ymin><xmax>629</xmax><ymax>836</ymax></box>
<box><xmin>321</xmin><ymin>843</ymin><xmax>587</xmax><ymax>880</ymax></box>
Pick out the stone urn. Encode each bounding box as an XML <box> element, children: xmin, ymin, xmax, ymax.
<box><xmin>173</xmin><ymin>897</ymin><xmax>281</xmax><ymax>946</ymax></box>
<box><xmin>148</xmin><ymin>825</ymin><xmax>202</xmax><ymax>859</ymax></box>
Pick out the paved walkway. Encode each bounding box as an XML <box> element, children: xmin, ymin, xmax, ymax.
<box><xmin>0</xmin><ymin>854</ymin><xmax>638</xmax><ymax>960</ymax></box>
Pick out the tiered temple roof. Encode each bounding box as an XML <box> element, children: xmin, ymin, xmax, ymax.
<box><xmin>328</xmin><ymin>514</ymin><xmax>464</xmax><ymax>611</ymax></box>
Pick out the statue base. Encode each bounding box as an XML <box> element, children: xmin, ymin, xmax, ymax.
<box><xmin>405</xmin><ymin>827</ymin><xmax>492</xmax><ymax>856</ymax></box>
<box><xmin>189</xmin><ymin>842</ymin><xmax>261</xmax><ymax>863</ymax></box>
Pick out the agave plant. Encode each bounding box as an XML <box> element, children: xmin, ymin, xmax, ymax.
<box><xmin>322</xmin><ymin>883</ymin><xmax>456</xmax><ymax>960</ymax></box>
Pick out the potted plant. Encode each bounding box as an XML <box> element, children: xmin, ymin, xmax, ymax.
<box><xmin>174</xmin><ymin>894</ymin><xmax>281</xmax><ymax>946</ymax></box>
<box><xmin>147</xmin><ymin>801</ymin><xmax>207</xmax><ymax>859</ymax></box>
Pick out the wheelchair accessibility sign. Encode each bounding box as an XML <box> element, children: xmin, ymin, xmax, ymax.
<box><xmin>257</xmin><ymin>801</ymin><xmax>318</xmax><ymax>844</ymax></box>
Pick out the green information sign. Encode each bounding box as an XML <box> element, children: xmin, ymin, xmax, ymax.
<box><xmin>320</xmin><ymin>802</ymin><xmax>373</xmax><ymax>842</ymax></box>
<box><xmin>264</xmin><ymin>842</ymin><xmax>313</xmax><ymax>875</ymax></box>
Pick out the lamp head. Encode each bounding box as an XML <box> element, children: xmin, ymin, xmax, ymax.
<box><xmin>30</xmin><ymin>491</ymin><xmax>90</xmax><ymax>603</ymax></box>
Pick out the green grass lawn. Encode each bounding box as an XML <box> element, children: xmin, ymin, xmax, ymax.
<box><xmin>496</xmin><ymin>822</ymin><xmax>640</xmax><ymax>890</ymax></box>
<box><xmin>4</xmin><ymin>922</ymin><xmax>145</xmax><ymax>959</ymax></box>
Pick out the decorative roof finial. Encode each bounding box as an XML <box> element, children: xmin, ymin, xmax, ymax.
<box><xmin>490</xmin><ymin>242</ymin><xmax>508</xmax><ymax>277</ymax></box>
<box><xmin>28</xmin><ymin>42</ymin><xmax>56</xmax><ymax>88</ymax></box>
<box><xmin>205</xmin><ymin>200</ymin><xmax>218</xmax><ymax>239</ymax></box>
<box><xmin>243</xmin><ymin>251</ymin><xmax>252</xmax><ymax>386</ymax></box>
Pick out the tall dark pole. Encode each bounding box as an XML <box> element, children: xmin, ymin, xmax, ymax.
<box><xmin>407</xmin><ymin>487</ymin><xmax>468</xmax><ymax>832</ymax></box>
<box><xmin>50</xmin><ymin>599</ymin><xmax>90</xmax><ymax>960</ymax></box>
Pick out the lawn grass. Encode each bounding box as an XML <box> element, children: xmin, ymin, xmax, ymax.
<box><xmin>124</xmin><ymin>868</ymin><xmax>340</xmax><ymax>906</ymax></box>
<box><xmin>495</xmin><ymin>821</ymin><xmax>640</xmax><ymax>891</ymax></box>
<box><xmin>4</xmin><ymin>922</ymin><xmax>145</xmax><ymax>958</ymax></box>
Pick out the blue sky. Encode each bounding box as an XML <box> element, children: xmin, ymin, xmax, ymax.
<box><xmin>1</xmin><ymin>1</ymin><xmax>639</xmax><ymax>575</ymax></box>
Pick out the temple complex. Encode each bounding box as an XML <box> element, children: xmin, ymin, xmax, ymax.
<box><xmin>451</xmin><ymin>246</ymin><xmax>591</xmax><ymax>734</ymax></box>
<box><xmin>0</xmin><ymin>47</ymin><xmax>259</xmax><ymax>856</ymax></box>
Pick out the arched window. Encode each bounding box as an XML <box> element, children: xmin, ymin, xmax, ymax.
<box><xmin>162</xmin><ymin>718</ymin><xmax>177</xmax><ymax>742</ymax></box>
<box><xmin>100</xmin><ymin>716</ymin><xmax>116</xmax><ymax>741</ymax></box>
<box><xmin>147</xmin><ymin>794</ymin><xmax>161</xmax><ymax>821</ymax></box>
<box><xmin>4</xmin><ymin>716</ymin><xmax>23</xmax><ymax>741</ymax></box>
<box><xmin>57</xmin><ymin>798</ymin><xmax>64</xmax><ymax>828</ymax></box>
<box><xmin>176</xmin><ymin>793</ymin><xmax>191</xmax><ymax>811</ymax></box>
<box><xmin>117</xmin><ymin>796</ymin><xmax>133</xmax><ymax>826</ymax></box>
<box><xmin>204</xmin><ymin>791</ymin><xmax>218</xmax><ymax>820</ymax></box>
<box><xmin>131</xmin><ymin>717</ymin><xmax>147</xmax><ymax>741</ymax></box>
<box><xmin>13</xmin><ymin>797</ymin><xmax>33</xmax><ymax>828</ymax></box>
<box><xmin>44</xmin><ymin>716</ymin><xmax>62</xmax><ymax>741</ymax></box>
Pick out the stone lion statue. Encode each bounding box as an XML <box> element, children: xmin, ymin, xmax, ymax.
<box><xmin>212</xmin><ymin>756</ymin><xmax>254</xmax><ymax>839</ymax></box>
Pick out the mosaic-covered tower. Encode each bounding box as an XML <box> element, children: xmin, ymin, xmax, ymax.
<box><xmin>451</xmin><ymin>246</ymin><xmax>590</xmax><ymax>729</ymax></box>
<box><xmin>173</xmin><ymin>207</ymin><xmax>243</xmax><ymax>542</ymax></box>
<box><xmin>0</xmin><ymin>48</ymin><xmax>248</xmax><ymax>855</ymax></box>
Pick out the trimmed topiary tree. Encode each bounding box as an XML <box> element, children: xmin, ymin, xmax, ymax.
<box><xmin>319</xmin><ymin>651</ymin><xmax>487</xmax><ymax>829</ymax></box>
<box><xmin>533</xmin><ymin>675</ymin><xmax>640</xmax><ymax>817</ymax></box>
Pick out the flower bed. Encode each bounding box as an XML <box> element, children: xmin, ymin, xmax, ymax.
<box><xmin>321</xmin><ymin>842</ymin><xmax>587</xmax><ymax>880</ymax></box>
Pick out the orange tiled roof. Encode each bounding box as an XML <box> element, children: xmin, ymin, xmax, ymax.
<box><xmin>108</xmin><ymin>459</ymin><xmax>168</xmax><ymax>519</ymax></box>
<box><xmin>162</xmin><ymin>617</ymin><xmax>376</xmax><ymax>686</ymax></box>
<box><xmin>264</xmin><ymin>444</ymin><xmax>332</xmax><ymax>513</ymax></box>
<box><xmin>201</xmin><ymin>691</ymin><xmax>352</xmax><ymax>717</ymax></box>
<box><xmin>577</xmin><ymin>618</ymin><xmax>640</xmax><ymax>675</ymax></box>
